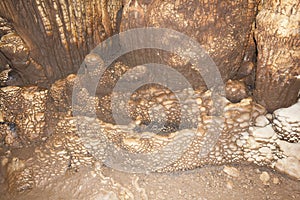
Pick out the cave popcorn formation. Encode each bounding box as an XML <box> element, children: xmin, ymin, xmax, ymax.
<box><xmin>0</xmin><ymin>0</ymin><xmax>299</xmax><ymax>197</ymax></box>
<box><xmin>0</xmin><ymin>72</ymin><xmax>299</xmax><ymax>193</ymax></box>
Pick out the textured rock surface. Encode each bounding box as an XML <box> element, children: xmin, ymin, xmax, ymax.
<box><xmin>0</xmin><ymin>20</ymin><xmax>47</xmax><ymax>86</ymax></box>
<box><xmin>0</xmin><ymin>0</ymin><xmax>259</xmax><ymax>91</ymax></box>
<box><xmin>254</xmin><ymin>0</ymin><xmax>300</xmax><ymax>111</ymax></box>
<box><xmin>273</xmin><ymin>99</ymin><xmax>300</xmax><ymax>142</ymax></box>
<box><xmin>225</xmin><ymin>79</ymin><xmax>249</xmax><ymax>103</ymax></box>
<box><xmin>0</xmin><ymin>0</ymin><xmax>300</xmax><ymax>198</ymax></box>
<box><xmin>277</xmin><ymin>140</ymin><xmax>300</xmax><ymax>160</ymax></box>
<box><xmin>275</xmin><ymin>157</ymin><xmax>300</xmax><ymax>180</ymax></box>
<box><xmin>1</xmin><ymin>163</ymin><xmax>299</xmax><ymax>200</ymax></box>
<box><xmin>1</xmin><ymin>72</ymin><xmax>300</xmax><ymax>194</ymax></box>
<box><xmin>0</xmin><ymin>0</ymin><xmax>123</xmax><ymax>86</ymax></box>
<box><xmin>260</xmin><ymin>171</ymin><xmax>271</xmax><ymax>185</ymax></box>
<box><xmin>120</xmin><ymin>0</ymin><xmax>258</xmax><ymax>88</ymax></box>
<box><xmin>0</xmin><ymin>86</ymin><xmax>48</xmax><ymax>144</ymax></box>
<box><xmin>223</xmin><ymin>166</ymin><xmax>240</xmax><ymax>178</ymax></box>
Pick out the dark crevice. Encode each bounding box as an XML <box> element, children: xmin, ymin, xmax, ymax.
<box><xmin>252</xmin><ymin>34</ymin><xmax>258</xmax><ymax>92</ymax></box>
<box><xmin>114</xmin><ymin>4</ymin><xmax>124</xmax><ymax>35</ymax></box>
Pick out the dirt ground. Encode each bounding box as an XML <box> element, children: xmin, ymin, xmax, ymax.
<box><xmin>1</xmin><ymin>161</ymin><xmax>300</xmax><ymax>200</ymax></box>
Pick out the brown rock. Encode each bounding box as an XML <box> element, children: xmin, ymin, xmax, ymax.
<box><xmin>225</xmin><ymin>79</ymin><xmax>249</xmax><ymax>103</ymax></box>
<box><xmin>254</xmin><ymin>0</ymin><xmax>300</xmax><ymax>112</ymax></box>
<box><xmin>121</xmin><ymin>0</ymin><xmax>258</xmax><ymax>89</ymax></box>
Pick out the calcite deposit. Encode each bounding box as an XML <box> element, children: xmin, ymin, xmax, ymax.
<box><xmin>0</xmin><ymin>71</ymin><xmax>300</xmax><ymax>194</ymax></box>
<box><xmin>273</xmin><ymin>99</ymin><xmax>300</xmax><ymax>142</ymax></box>
<box><xmin>0</xmin><ymin>0</ymin><xmax>299</xmax><ymax>199</ymax></box>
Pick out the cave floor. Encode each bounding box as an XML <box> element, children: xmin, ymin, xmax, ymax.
<box><xmin>1</xmin><ymin>147</ymin><xmax>300</xmax><ymax>200</ymax></box>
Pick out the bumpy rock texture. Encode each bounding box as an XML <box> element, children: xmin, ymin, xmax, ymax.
<box><xmin>0</xmin><ymin>0</ymin><xmax>299</xmax><ymax>198</ymax></box>
<box><xmin>254</xmin><ymin>0</ymin><xmax>300</xmax><ymax>111</ymax></box>
<box><xmin>1</xmin><ymin>70</ymin><xmax>300</xmax><ymax>194</ymax></box>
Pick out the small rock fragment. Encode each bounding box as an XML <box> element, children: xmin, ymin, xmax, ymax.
<box><xmin>273</xmin><ymin>177</ymin><xmax>280</xmax><ymax>185</ymax></box>
<box><xmin>255</xmin><ymin>115</ymin><xmax>270</xmax><ymax>127</ymax></box>
<box><xmin>260</xmin><ymin>171</ymin><xmax>270</xmax><ymax>185</ymax></box>
<box><xmin>223</xmin><ymin>166</ymin><xmax>240</xmax><ymax>178</ymax></box>
<box><xmin>258</xmin><ymin>147</ymin><xmax>272</xmax><ymax>155</ymax></box>
<box><xmin>265</xmin><ymin>113</ymin><xmax>273</xmax><ymax>121</ymax></box>
<box><xmin>226</xmin><ymin>180</ymin><xmax>234</xmax><ymax>189</ymax></box>
<box><xmin>225</xmin><ymin>79</ymin><xmax>248</xmax><ymax>103</ymax></box>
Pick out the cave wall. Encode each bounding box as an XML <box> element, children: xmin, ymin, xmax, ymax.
<box><xmin>0</xmin><ymin>0</ymin><xmax>299</xmax><ymax>111</ymax></box>
<box><xmin>0</xmin><ymin>0</ymin><xmax>120</xmax><ymax>86</ymax></box>
<box><xmin>254</xmin><ymin>0</ymin><xmax>300</xmax><ymax>112</ymax></box>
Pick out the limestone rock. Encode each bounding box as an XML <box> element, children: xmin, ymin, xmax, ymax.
<box><xmin>250</xmin><ymin>125</ymin><xmax>276</xmax><ymax>139</ymax></box>
<box><xmin>277</xmin><ymin>140</ymin><xmax>300</xmax><ymax>160</ymax></box>
<box><xmin>258</xmin><ymin>147</ymin><xmax>272</xmax><ymax>155</ymax></box>
<box><xmin>273</xmin><ymin>177</ymin><xmax>280</xmax><ymax>185</ymax></box>
<box><xmin>226</xmin><ymin>180</ymin><xmax>234</xmax><ymax>190</ymax></box>
<box><xmin>274</xmin><ymin>100</ymin><xmax>300</xmax><ymax>123</ymax></box>
<box><xmin>223</xmin><ymin>166</ymin><xmax>240</xmax><ymax>178</ymax></box>
<box><xmin>272</xmin><ymin>100</ymin><xmax>300</xmax><ymax>142</ymax></box>
<box><xmin>260</xmin><ymin>171</ymin><xmax>270</xmax><ymax>185</ymax></box>
<box><xmin>255</xmin><ymin>115</ymin><xmax>270</xmax><ymax>127</ymax></box>
<box><xmin>225</xmin><ymin>79</ymin><xmax>249</xmax><ymax>103</ymax></box>
<box><xmin>275</xmin><ymin>157</ymin><xmax>300</xmax><ymax>180</ymax></box>
<box><xmin>254</xmin><ymin>0</ymin><xmax>300</xmax><ymax>112</ymax></box>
